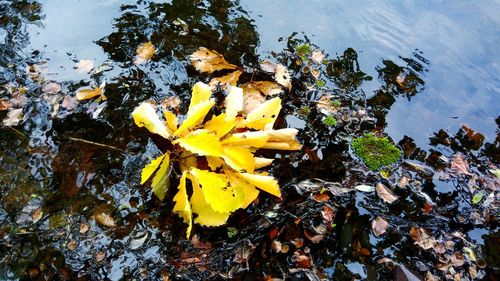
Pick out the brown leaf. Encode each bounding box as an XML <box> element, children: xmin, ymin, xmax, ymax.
<box><xmin>321</xmin><ymin>205</ymin><xmax>335</xmax><ymax>224</ymax></box>
<box><xmin>259</xmin><ymin>60</ymin><xmax>277</xmax><ymax>73</ymax></box>
<box><xmin>242</xmin><ymin>86</ymin><xmax>266</xmax><ymax>114</ymax></box>
<box><xmin>376</xmin><ymin>183</ymin><xmax>398</xmax><ymax>204</ymax></box>
<box><xmin>76</xmin><ymin>86</ymin><xmax>105</xmax><ymax>101</ymax></box>
<box><xmin>293</xmin><ymin>252</ymin><xmax>312</xmax><ymax>269</ymax></box>
<box><xmin>313</xmin><ymin>192</ymin><xmax>330</xmax><ymax>202</ymax></box>
<box><xmin>450</xmin><ymin>154</ymin><xmax>472</xmax><ymax>175</ymax></box>
<box><xmin>316</xmin><ymin>94</ymin><xmax>338</xmax><ymax>115</ymax></box>
<box><xmin>410</xmin><ymin>226</ymin><xmax>436</xmax><ymax>250</ymax></box>
<box><xmin>43</xmin><ymin>82</ymin><xmax>61</xmax><ymax>94</ymax></box>
<box><xmin>134</xmin><ymin>42</ymin><xmax>156</xmax><ymax>65</ymax></box>
<box><xmin>67</xmin><ymin>240</ymin><xmax>78</xmax><ymax>251</ymax></box>
<box><xmin>79</xmin><ymin>223</ymin><xmax>90</xmax><ymax>234</ymax></box>
<box><xmin>271</xmin><ymin>240</ymin><xmax>282</xmax><ymax>253</ymax></box>
<box><xmin>74</xmin><ymin>59</ymin><xmax>94</xmax><ymax>73</ymax></box>
<box><xmin>161</xmin><ymin>96</ymin><xmax>181</xmax><ymax>111</ymax></box>
<box><xmin>95</xmin><ymin>251</ymin><xmax>106</xmax><ymax>262</ymax></box>
<box><xmin>189</xmin><ymin>47</ymin><xmax>237</xmax><ymax>74</ymax></box>
<box><xmin>2</xmin><ymin>108</ymin><xmax>23</xmax><ymax>126</ymax></box>
<box><xmin>94</xmin><ymin>212</ymin><xmax>115</xmax><ymax>228</ymax></box>
<box><xmin>31</xmin><ymin>208</ymin><xmax>43</xmax><ymax>223</ymax></box>
<box><xmin>371</xmin><ymin>216</ymin><xmax>389</xmax><ymax>237</ymax></box>
<box><xmin>209</xmin><ymin>70</ymin><xmax>242</xmax><ymax>87</ymax></box>
<box><xmin>450</xmin><ymin>252</ymin><xmax>465</xmax><ymax>267</ymax></box>
<box><xmin>61</xmin><ymin>95</ymin><xmax>78</xmax><ymax>110</ymax></box>
<box><xmin>304</xmin><ymin>229</ymin><xmax>324</xmax><ymax>243</ymax></box>
<box><xmin>274</xmin><ymin>64</ymin><xmax>292</xmax><ymax>90</ymax></box>
<box><xmin>0</xmin><ymin>99</ymin><xmax>11</xmax><ymax>110</ymax></box>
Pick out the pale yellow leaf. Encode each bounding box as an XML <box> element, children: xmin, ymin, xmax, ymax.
<box><xmin>238</xmin><ymin>97</ymin><xmax>281</xmax><ymax>130</ymax></box>
<box><xmin>141</xmin><ymin>153</ymin><xmax>167</xmax><ymax>184</ymax></box>
<box><xmin>261</xmin><ymin>140</ymin><xmax>302</xmax><ymax>150</ymax></box>
<box><xmin>174</xmin><ymin>131</ymin><xmax>222</xmax><ymax>157</ymax></box>
<box><xmin>225</xmin><ymin>169</ymin><xmax>260</xmax><ymax>208</ymax></box>
<box><xmin>188</xmin><ymin>174</ymin><xmax>231</xmax><ymax>226</ymax></box>
<box><xmin>266</xmin><ymin>128</ymin><xmax>299</xmax><ymax>142</ymax></box>
<box><xmin>237</xmin><ymin>172</ymin><xmax>281</xmax><ymax>198</ymax></box>
<box><xmin>221</xmin><ymin>131</ymin><xmax>269</xmax><ymax>148</ymax></box>
<box><xmin>163</xmin><ymin>110</ymin><xmax>178</xmax><ymax>133</ymax></box>
<box><xmin>173</xmin><ymin>172</ymin><xmax>192</xmax><ymax>238</ymax></box>
<box><xmin>275</xmin><ymin>64</ymin><xmax>292</xmax><ymax>90</ymax></box>
<box><xmin>189</xmin><ymin>47</ymin><xmax>238</xmax><ymax>74</ymax></box>
<box><xmin>190</xmin><ymin>168</ymin><xmax>245</xmax><ymax>213</ymax></box>
<box><xmin>174</xmin><ymin>99</ymin><xmax>215</xmax><ymax>136</ymax></box>
<box><xmin>254</xmin><ymin>157</ymin><xmax>274</xmax><ymax>169</ymax></box>
<box><xmin>203</xmin><ymin>113</ymin><xmax>236</xmax><ymax>137</ymax></box>
<box><xmin>189</xmin><ymin>82</ymin><xmax>212</xmax><ymax>111</ymax></box>
<box><xmin>151</xmin><ymin>153</ymin><xmax>170</xmax><ymax>200</ymax></box>
<box><xmin>132</xmin><ymin>102</ymin><xmax>171</xmax><ymax>139</ymax></box>
<box><xmin>210</xmin><ymin>70</ymin><xmax>242</xmax><ymax>87</ymax></box>
<box><xmin>221</xmin><ymin>146</ymin><xmax>256</xmax><ymax>173</ymax></box>
<box><xmin>134</xmin><ymin>42</ymin><xmax>155</xmax><ymax>65</ymax></box>
<box><xmin>225</xmin><ymin>86</ymin><xmax>243</xmax><ymax>118</ymax></box>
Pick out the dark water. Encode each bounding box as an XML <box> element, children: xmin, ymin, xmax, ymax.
<box><xmin>0</xmin><ymin>0</ymin><xmax>499</xmax><ymax>280</ymax></box>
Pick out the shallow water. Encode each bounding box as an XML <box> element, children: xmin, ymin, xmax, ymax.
<box><xmin>0</xmin><ymin>0</ymin><xmax>499</xmax><ymax>280</ymax></box>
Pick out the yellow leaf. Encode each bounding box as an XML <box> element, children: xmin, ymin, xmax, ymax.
<box><xmin>203</xmin><ymin>113</ymin><xmax>236</xmax><ymax>137</ymax></box>
<box><xmin>173</xmin><ymin>99</ymin><xmax>215</xmax><ymax>136</ymax></box>
<box><xmin>237</xmin><ymin>172</ymin><xmax>281</xmax><ymax>198</ymax></box>
<box><xmin>172</xmin><ymin>172</ymin><xmax>192</xmax><ymax>238</ymax></box>
<box><xmin>190</xmin><ymin>168</ymin><xmax>244</xmax><ymax>213</ymax></box>
<box><xmin>238</xmin><ymin>97</ymin><xmax>281</xmax><ymax>130</ymax></box>
<box><xmin>206</xmin><ymin>156</ymin><xmax>224</xmax><ymax>170</ymax></box>
<box><xmin>221</xmin><ymin>146</ymin><xmax>256</xmax><ymax>172</ymax></box>
<box><xmin>261</xmin><ymin>139</ymin><xmax>302</xmax><ymax>150</ymax></box>
<box><xmin>132</xmin><ymin>102</ymin><xmax>171</xmax><ymax>139</ymax></box>
<box><xmin>140</xmin><ymin>153</ymin><xmax>167</xmax><ymax>184</ymax></box>
<box><xmin>225</xmin><ymin>169</ymin><xmax>260</xmax><ymax>208</ymax></box>
<box><xmin>164</xmin><ymin>110</ymin><xmax>178</xmax><ymax>133</ymax></box>
<box><xmin>225</xmin><ymin>86</ymin><xmax>243</xmax><ymax>119</ymax></box>
<box><xmin>151</xmin><ymin>153</ymin><xmax>171</xmax><ymax>200</ymax></box>
<box><xmin>134</xmin><ymin>42</ymin><xmax>155</xmax><ymax>64</ymax></box>
<box><xmin>266</xmin><ymin>128</ymin><xmax>299</xmax><ymax>142</ymax></box>
<box><xmin>254</xmin><ymin>157</ymin><xmax>274</xmax><ymax>169</ymax></box>
<box><xmin>179</xmin><ymin>150</ymin><xmax>197</xmax><ymax>173</ymax></box>
<box><xmin>189</xmin><ymin>174</ymin><xmax>230</xmax><ymax>226</ymax></box>
<box><xmin>76</xmin><ymin>87</ymin><xmax>103</xmax><ymax>101</ymax></box>
<box><xmin>189</xmin><ymin>82</ymin><xmax>212</xmax><ymax>111</ymax></box>
<box><xmin>241</xmin><ymin>85</ymin><xmax>266</xmax><ymax>114</ymax></box>
<box><xmin>275</xmin><ymin>64</ymin><xmax>292</xmax><ymax>90</ymax></box>
<box><xmin>210</xmin><ymin>70</ymin><xmax>242</xmax><ymax>87</ymax></box>
<box><xmin>189</xmin><ymin>47</ymin><xmax>238</xmax><ymax>74</ymax></box>
<box><xmin>221</xmin><ymin>131</ymin><xmax>269</xmax><ymax>148</ymax></box>
<box><xmin>241</xmin><ymin>81</ymin><xmax>283</xmax><ymax>96</ymax></box>
<box><xmin>174</xmin><ymin>131</ymin><xmax>222</xmax><ymax>157</ymax></box>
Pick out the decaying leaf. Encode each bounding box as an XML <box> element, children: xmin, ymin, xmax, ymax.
<box><xmin>189</xmin><ymin>47</ymin><xmax>237</xmax><ymax>74</ymax></box>
<box><xmin>274</xmin><ymin>64</ymin><xmax>292</xmax><ymax>90</ymax></box>
<box><xmin>371</xmin><ymin>216</ymin><xmax>389</xmax><ymax>237</ymax></box>
<box><xmin>241</xmin><ymin>81</ymin><xmax>283</xmax><ymax>97</ymax></box>
<box><xmin>316</xmin><ymin>94</ymin><xmax>338</xmax><ymax>115</ymax></box>
<box><xmin>410</xmin><ymin>226</ymin><xmax>436</xmax><ymax>250</ymax></box>
<box><xmin>74</xmin><ymin>59</ymin><xmax>94</xmax><ymax>73</ymax></box>
<box><xmin>134</xmin><ymin>42</ymin><xmax>156</xmax><ymax>65</ymax></box>
<box><xmin>209</xmin><ymin>70</ymin><xmax>242</xmax><ymax>87</ymax></box>
<box><xmin>376</xmin><ymin>183</ymin><xmax>398</xmax><ymax>203</ymax></box>
<box><xmin>76</xmin><ymin>84</ymin><xmax>106</xmax><ymax>101</ymax></box>
<box><xmin>450</xmin><ymin>154</ymin><xmax>472</xmax><ymax>175</ymax></box>
<box><xmin>43</xmin><ymin>82</ymin><xmax>61</xmax><ymax>94</ymax></box>
<box><xmin>94</xmin><ymin>212</ymin><xmax>115</xmax><ymax>228</ymax></box>
<box><xmin>259</xmin><ymin>60</ymin><xmax>277</xmax><ymax>73</ymax></box>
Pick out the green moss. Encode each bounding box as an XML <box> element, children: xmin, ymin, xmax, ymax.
<box><xmin>295</xmin><ymin>43</ymin><xmax>311</xmax><ymax>62</ymax></box>
<box><xmin>351</xmin><ymin>134</ymin><xmax>401</xmax><ymax>171</ymax></box>
<box><xmin>323</xmin><ymin>115</ymin><xmax>337</xmax><ymax>127</ymax></box>
<box><xmin>315</xmin><ymin>79</ymin><xmax>326</xmax><ymax>87</ymax></box>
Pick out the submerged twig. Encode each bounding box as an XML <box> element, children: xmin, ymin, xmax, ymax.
<box><xmin>68</xmin><ymin>137</ymin><xmax>124</xmax><ymax>152</ymax></box>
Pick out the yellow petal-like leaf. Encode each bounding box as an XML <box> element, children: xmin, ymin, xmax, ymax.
<box><xmin>210</xmin><ymin>70</ymin><xmax>242</xmax><ymax>87</ymax></box>
<box><xmin>132</xmin><ymin>102</ymin><xmax>171</xmax><ymax>139</ymax></box>
<box><xmin>173</xmin><ymin>172</ymin><xmax>192</xmax><ymax>238</ymax></box>
<box><xmin>203</xmin><ymin>113</ymin><xmax>236</xmax><ymax>137</ymax></box>
<box><xmin>238</xmin><ymin>97</ymin><xmax>281</xmax><ymax>130</ymax></box>
<box><xmin>140</xmin><ymin>153</ymin><xmax>167</xmax><ymax>184</ymax></box>
<box><xmin>206</xmin><ymin>156</ymin><xmax>224</xmax><ymax>170</ymax></box>
<box><xmin>221</xmin><ymin>131</ymin><xmax>269</xmax><ymax>148</ymax></box>
<box><xmin>151</xmin><ymin>153</ymin><xmax>171</xmax><ymax>200</ymax></box>
<box><xmin>189</xmin><ymin>47</ymin><xmax>238</xmax><ymax>74</ymax></box>
<box><xmin>225</xmin><ymin>169</ymin><xmax>260</xmax><ymax>208</ymax></box>
<box><xmin>174</xmin><ymin>131</ymin><xmax>222</xmax><ymax>157</ymax></box>
<box><xmin>225</xmin><ymin>86</ymin><xmax>243</xmax><ymax>119</ymax></box>
<box><xmin>189</xmin><ymin>82</ymin><xmax>212</xmax><ymax>111</ymax></box>
<box><xmin>134</xmin><ymin>42</ymin><xmax>155</xmax><ymax>65</ymax></box>
<box><xmin>237</xmin><ymin>172</ymin><xmax>281</xmax><ymax>198</ymax></box>
<box><xmin>254</xmin><ymin>157</ymin><xmax>274</xmax><ymax>169</ymax></box>
<box><xmin>261</xmin><ymin>139</ymin><xmax>302</xmax><ymax>150</ymax></box>
<box><xmin>189</xmin><ymin>174</ymin><xmax>230</xmax><ymax>226</ymax></box>
<box><xmin>266</xmin><ymin>128</ymin><xmax>299</xmax><ymax>142</ymax></box>
<box><xmin>221</xmin><ymin>146</ymin><xmax>255</xmax><ymax>173</ymax></box>
<box><xmin>76</xmin><ymin>87</ymin><xmax>103</xmax><ymax>101</ymax></box>
<box><xmin>190</xmin><ymin>168</ymin><xmax>244</xmax><ymax>213</ymax></box>
<box><xmin>174</xmin><ymin>99</ymin><xmax>215</xmax><ymax>136</ymax></box>
<box><xmin>164</xmin><ymin>110</ymin><xmax>178</xmax><ymax>133</ymax></box>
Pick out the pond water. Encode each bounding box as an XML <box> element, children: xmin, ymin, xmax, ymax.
<box><xmin>0</xmin><ymin>0</ymin><xmax>498</xmax><ymax>280</ymax></box>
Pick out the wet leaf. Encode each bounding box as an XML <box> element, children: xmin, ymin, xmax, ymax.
<box><xmin>173</xmin><ymin>99</ymin><xmax>215</xmax><ymax>136</ymax></box>
<box><xmin>209</xmin><ymin>70</ymin><xmax>242</xmax><ymax>87</ymax></box>
<box><xmin>61</xmin><ymin>95</ymin><xmax>78</xmax><ymax>110</ymax></box>
<box><xmin>376</xmin><ymin>183</ymin><xmax>398</xmax><ymax>203</ymax></box>
<box><xmin>242</xmin><ymin>86</ymin><xmax>266</xmax><ymax>114</ymax></box>
<box><xmin>189</xmin><ymin>175</ymin><xmax>230</xmax><ymax>226</ymax></box>
<box><xmin>450</xmin><ymin>154</ymin><xmax>472</xmax><ymax>175</ymax></box>
<box><xmin>259</xmin><ymin>60</ymin><xmax>276</xmax><ymax>73</ymax></box>
<box><xmin>174</xmin><ymin>131</ymin><xmax>222</xmax><ymax>157</ymax></box>
<box><xmin>132</xmin><ymin>102</ymin><xmax>171</xmax><ymax>139</ymax></box>
<box><xmin>2</xmin><ymin>108</ymin><xmax>23</xmax><ymax>126</ymax></box>
<box><xmin>189</xmin><ymin>47</ymin><xmax>237</xmax><ymax>74</ymax></box>
<box><xmin>43</xmin><ymin>82</ymin><xmax>61</xmax><ymax>94</ymax></box>
<box><xmin>355</xmin><ymin>184</ymin><xmax>376</xmax><ymax>192</ymax></box>
<box><xmin>395</xmin><ymin>265</ymin><xmax>422</xmax><ymax>281</ymax></box>
<box><xmin>471</xmin><ymin>193</ymin><xmax>484</xmax><ymax>204</ymax></box>
<box><xmin>321</xmin><ymin>205</ymin><xmax>335</xmax><ymax>224</ymax></box>
<box><xmin>237</xmin><ymin>172</ymin><xmax>281</xmax><ymax>198</ymax></box>
<box><xmin>150</xmin><ymin>153</ymin><xmax>171</xmax><ymax>200</ymax></box>
<box><xmin>141</xmin><ymin>154</ymin><xmax>168</xmax><ymax>184</ymax></box>
<box><xmin>0</xmin><ymin>99</ymin><xmax>11</xmax><ymax>110</ymax></box>
<box><xmin>95</xmin><ymin>251</ymin><xmax>106</xmax><ymax>262</ymax></box>
<box><xmin>74</xmin><ymin>59</ymin><xmax>94</xmax><ymax>73</ymax></box>
<box><xmin>79</xmin><ymin>223</ymin><xmax>90</xmax><ymax>234</ymax></box>
<box><xmin>161</xmin><ymin>96</ymin><xmax>181</xmax><ymax>111</ymax></box>
<box><xmin>490</xmin><ymin>169</ymin><xmax>500</xmax><ymax>179</ymax></box>
<box><xmin>241</xmin><ymin>81</ymin><xmax>283</xmax><ymax>96</ymax></box>
<box><xmin>172</xmin><ymin>173</ymin><xmax>192</xmax><ymax>238</ymax></box>
<box><xmin>94</xmin><ymin>212</ymin><xmax>115</xmax><ymax>228</ymax></box>
<box><xmin>238</xmin><ymin>97</ymin><xmax>281</xmax><ymax>130</ymax></box>
<box><xmin>31</xmin><ymin>208</ymin><xmax>43</xmax><ymax>223</ymax></box>
<box><xmin>76</xmin><ymin>87</ymin><xmax>104</xmax><ymax>101</ymax></box>
<box><xmin>316</xmin><ymin>94</ymin><xmax>338</xmax><ymax>115</ymax></box>
<box><xmin>371</xmin><ymin>216</ymin><xmax>389</xmax><ymax>237</ymax></box>
<box><xmin>410</xmin><ymin>226</ymin><xmax>436</xmax><ymax>250</ymax></box>
<box><xmin>225</xmin><ymin>86</ymin><xmax>243</xmax><ymax>119</ymax></box>
<box><xmin>311</xmin><ymin>49</ymin><xmax>325</xmax><ymax>64</ymax></box>
<box><xmin>274</xmin><ymin>64</ymin><xmax>292</xmax><ymax>90</ymax></box>
<box><xmin>134</xmin><ymin>42</ymin><xmax>155</xmax><ymax>64</ymax></box>
<box><xmin>67</xmin><ymin>240</ymin><xmax>78</xmax><ymax>251</ymax></box>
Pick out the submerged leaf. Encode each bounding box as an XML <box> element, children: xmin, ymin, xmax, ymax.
<box><xmin>190</xmin><ymin>47</ymin><xmax>237</xmax><ymax>74</ymax></box>
<box><xmin>210</xmin><ymin>70</ymin><xmax>242</xmax><ymax>87</ymax></box>
<box><xmin>371</xmin><ymin>216</ymin><xmax>389</xmax><ymax>237</ymax></box>
<box><xmin>132</xmin><ymin>102</ymin><xmax>171</xmax><ymax>139</ymax></box>
<box><xmin>134</xmin><ymin>42</ymin><xmax>155</xmax><ymax>64</ymax></box>
<box><xmin>375</xmin><ymin>183</ymin><xmax>398</xmax><ymax>204</ymax></box>
<box><xmin>74</xmin><ymin>59</ymin><xmax>94</xmax><ymax>73</ymax></box>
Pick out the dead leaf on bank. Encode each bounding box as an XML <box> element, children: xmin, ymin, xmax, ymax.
<box><xmin>275</xmin><ymin>64</ymin><xmax>292</xmax><ymax>90</ymax></box>
<box><xmin>190</xmin><ymin>47</ymin><xmax>237</xmax><ymax>74</ymax></box>
<box><xmin>371</xmin><ymin>216</ymin><xmax>388</xmax><ymax>237</ymax></box>
<box><xmin>410</xmin><ymin>226</ymin><xmax>436</xmax><ymax>250</ymax></box>
<box><xmin>209</xmin><ymin>70</ymin><xmax>242</xmax><ymax>87</ymax></box>
<box><xmin>94</xmin><ymin>212</ymin><xmax>115</xmax><ymax>228</ymax></box>
<box><xmin>74</xmin><ymin>59</ymin><xmax>94</xmax><ymax>74</ymax></box>
<box><xmin>2</xmin><ymin>108</ymin><xmax>23</xmax><ymax>126</ymax></box>
<box><xmin>43</xmin><ymin>82</ymin><xmax>61</xmax><ymax>94</ymax></box>
<box><xmin>450</xmin><ymin>154</ymin><xmax>472</xmax><ymax>176</ymax></box>
<box><xmin>134</xmin><ymin>42</ymin><xmax>156</xmax><ymax>65</ymax></box>
<box><xmin>376</xmin><ymin>183</ymin><xmax>398</xmax><ymax>204</ymax></box>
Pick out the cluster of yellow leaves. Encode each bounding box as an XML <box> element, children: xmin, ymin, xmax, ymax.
<box><xmin>132</xmin><ymin>82</ymin><xmax>301</xmax><ymax>238</ymax></box>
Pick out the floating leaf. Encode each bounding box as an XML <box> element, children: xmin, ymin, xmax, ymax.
<box><xmin>225</xmin><ymin>86</ymin><xmax>243</xmax><ymax>119</ymax></box>
<box><xmin>189</xmin><ymin>174</ymin><xmax>231</xmax><ymax>226</ymax></box>
<box><xmin>174</xmin><ymin>99</ymin><xmax>215</xmax><ymax>136</ymax></box>
<box><xmin>275</xmin><ymin>64</ymin><xmax>292</xmax><ymax>90</ymax></box>
<box><xmin>376</xmin><ymin>183</ymin><xmax>398</xmax><ymax>204</ymax></box>
<box><xmin>237</xmin><ymin>172</ymin><xmax>281</xmax><ymax>198</ymax></box>
<box><xmin>173</xmin><ymin>172</ymin><xmax>192</xmax><ymax>238</ymax></box>
<box><xmin>259</xmin><ymin>60</ymin><xmax>277</xmax><ymax>73</ymax></box>
<box><xmin>189</xmin><ymin>82</ymin><xmax>212</xmax><ymax>111</ymax></box>
<box><xmin>238</xmin><ymin>97</ymin><xmax>281</xmax><ymax>130</ymax></box>
<box><xmin>225</xmin><ymin>169</ymin><xmax>260</xmax><ymax>208</ymax></box>
<box><xmin>203</xmin><ymin>113</ymin><xmax>236</xmax><ymax>137</ymax></box>
<box><xmin>241</xmin><ymin>81</ymin><xmax>283</xmax><ymax>96</ymax></box>
<box><xmin>76</xmin><ymin>87</ymin><xmax>104</xmax><ymax>101</ymax></box>
<box><xmin>471</xmin><ymin>193</ymin><xmax>484</xmax><ymax>204</ymax></box>
<box><xmin>43</xmin><ymin>82</ymin><xmax>61</xmax><ymax>94</ymax></box>
<box><xmin>221</xmin><ymin>146</ymin><xmax>256</xmax><ymax>172</ymax></box>
<box><xmin>150</xmin><ymin>153</ymin><xmax>171</xmax><ymax>200</ymax></box>
<box><xmin>222</xmin><ymin>131</ymin><xmax>269</xmax><ymax>148</ymax></box>
<box><xmin>134</xmin><ymin>42</ymin><xmax>155</xmax><ymax>64</ymax></box>
<box><xmin>450</xmin><ymin>154</ymin><xmax>472</xmax><ymax>175</ymax></box>
<box><xmin>164</xmin><ymin>110</ymin><xmax>178</xmax><ymax>133</ymax></box>
<box><xmin>189</xmin><ymin>47</ymin><xmax>237</xmax><ymax>74</ymax></box>
<box><xmin>174</xmin><ymin>131</ymin><xmax>222</xmax><ymax>157</ymax></box>
<box><xmin>210</xmin><ymin>70</ymin><xmax>242</xmax><ymax>87</ymax></box>
<box><xmin>2</xmin><ymin>108</ymin><xmax>23</xmax><ymax>126</ymax></box>
<box><xmin>371</xmin><ymin>216</ymin><xmax>388</xmax><ymax>237</ymax></box>
<box><xmin>141</xmin><ymin>153</ymin><xmax>168</xmax><ymax>184</ymax></box>
<box><xmin>311</xmin><ymin>50</ymin><xmax>325</xmax><ymax>64</ymax></box>
<box><xmin>132</xmin><ymin>102</ymin><xmax>171</xmax><ymax>139</ymax></box>
<box><xmin>410</xmin><ymin>226</ymin><xmax>436</xmax><ymax>250</ymax></box>
<box><xmin>254</xmin><ymin>157</ymin><xmax>274</xmax><ymax>169</ymax></box>
<box><xmin>74</xmin><ymin>59</ymin><xmax>94</xmax><ymax>73</ymax></box>
<box><xmin>94</xmin><ymin>212</ymin><xmax>115</xmax><ymax>228</ymax></box>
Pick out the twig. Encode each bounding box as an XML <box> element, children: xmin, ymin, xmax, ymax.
<box><xmin>68</xmin><ymin>137</ymin><xmax>124</xmax><ymax>152</ymax></box>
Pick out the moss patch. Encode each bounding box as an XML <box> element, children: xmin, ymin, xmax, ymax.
<box><xmin>351</xmin><ymin>134</ymin><xmax>401</xmax><ymax>170</ymax></box>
